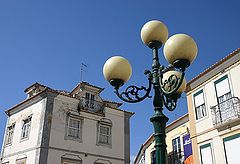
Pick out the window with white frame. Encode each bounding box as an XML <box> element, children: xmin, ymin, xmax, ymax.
<box><xmin>21</xmin><ymin>116</ymin><xmax>32</xmax><ymax>140</ymax></box>
<box><xmin>16</xmin><ymin>158</ymin><xmax>27</xmax><ymax>164</ymax></box>
<box><xmin>97</xmin><ymin>123</ymin><xmax>111</xmax><ymax>146</ymax></box>
<box><xmin>214</xmin><ymin>75</ymin><xmax>232</xmax><ymax>103</ymax></box>
<box><xmin>172</xmin><ymin>136</ymin><xmax>181</xmax><ymax>164</ymax></box>
<box><xmin>223</xmin><ymin>133</ymin><xmax>240</xmax><ymax>164</ymax></box>
<box><xmin>90</xmin><ymin>94</ymin><xmax>95</xmax><ymax>108</ymax></box>
<box><xmin>193</xmin><ymin>90</ymin><xmax>207</xmax><ymax>120</ymax></box>
<box><xmin>214</xmin><ymin>75</ymin><xmax>234</xmax><ymax>123</ymax></box>
<box><xmin>200</xmin><ymin>143</ymin><xmax>214</xmax><ymax>164</ymax></box>
<box><xmin>66</xmin><ymin>115</ymin><xmax>83</xmax><ymax>141</ymax></box>
<box><xmin>5</xmin><ymin>123</ymin><xmax>15</xmax><ymax>145</ymax></box>
<box><xmin>85</xmin><ymin>92</ymin><xmax>95</xmax><ymax>109</ymax></box>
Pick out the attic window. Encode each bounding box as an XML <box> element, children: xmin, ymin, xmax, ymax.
<box><xmin>85</xmin><ymin>92</ymin><xmax>95</xmax><ymax>109</ymax></box>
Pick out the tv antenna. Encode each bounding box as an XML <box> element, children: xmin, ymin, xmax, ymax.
<box><xmin>80</xmin><ymin>63</ymin><xmax>87</xmax><ymax>82</ymax></box>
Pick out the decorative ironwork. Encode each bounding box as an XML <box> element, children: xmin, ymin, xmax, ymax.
<box><xmin>109</xmin><ymin>40</ymin><xmax>189</xmax><ymax>164</ymax></box>
<box><xmin>211</xmin><ymin>97</ymin><xmax>240</xmax><ymax>126</ymax></box>
<box><xmin>163</xmin><ymin>96</ymin><xmax>177</xmax><ymax>111</ymax></box>
<box><xmin>79</xmin><ymin>98</ymin><xmax>105</xmax><ymax>114</ymax></box>
<box><xmin>160</xmin><ymin>70</ymin><xmax>185</xmax><ymax>96</ymax></box>
<box><xmin>114</xmin><ymin>70</ymin><xmax>152</xmax><ymax>103</ymax></box>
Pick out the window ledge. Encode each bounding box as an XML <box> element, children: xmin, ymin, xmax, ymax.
<box><xmin>20</xmin><ymin>137</ymin><xmax>29</xmax><ymax>142</ymax></box>
<box><xmin>96</xmin><ymin>142</ymin><xmax>112</xmax><ymax>148</ymax></box>
<box><xmin>64</xmin><ymin>136</ymin><xmax>83</xmax><ymax>143</ymax></box>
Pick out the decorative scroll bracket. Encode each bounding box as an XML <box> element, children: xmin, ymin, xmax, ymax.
<box><xmin>114</xmin><ymin>70</ymin><xmax>153</xmax><ymax>103</ymax></box>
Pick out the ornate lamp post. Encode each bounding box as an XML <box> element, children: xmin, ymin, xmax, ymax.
<box><xmin>103</xmin><ymin>20</ymin><xmax>198</xmax><ymax>164</ymax></box>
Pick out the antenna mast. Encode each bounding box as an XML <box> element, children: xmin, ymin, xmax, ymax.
<box><xmin>80</xmin><ymin>63</ymin><xmax>87</xmax><ymax>82</ymax></box>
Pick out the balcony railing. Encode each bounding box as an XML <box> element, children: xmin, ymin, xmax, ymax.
<box><xmin>211</xmin><ymin>97</ymin><xmax>240</xmax><ymax>126</ymax></box>
<box><xmin>79</xmin><ymin>98</ymin><xmax>105</xmax><ymax>114</ymax></box>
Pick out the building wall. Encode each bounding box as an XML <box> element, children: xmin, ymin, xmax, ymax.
<box><xmin>1</xmin><ymin>97</ymin><xmax>47</xmax><ymax>164</ymax></box>
<box><xmin>186</xmin><ymin>52</ymin><xmax>240</xmax><ymax>164</ymax></box>
<box><xmin>1</xmin><ymin>83</ymin><xmax>132</xmax><ymax>164</ymax></box>
<box><xmin>187</xmin><ymin>94</ymin><xmax>200</xmax><ymax>164</ymax></box>
<box><xmin>166</xmin><ymin>121</ymin><xmax>189</xmax><ymax>155</ymax></box>
<box><xmin>134</xmin><ymin>114</ymin><xmax>192</xmax><ymax>164</ymax></box>
<box><xmin>47</xmin><ymin>94</ymin><xmax>129</xmax><ymax>163</ymax></box>
<box><xmin>144</xmin><ymin>140</ymin><xmax>155</xmax><ymax>164</ymax></box>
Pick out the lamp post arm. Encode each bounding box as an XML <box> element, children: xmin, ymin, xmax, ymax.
<box><xmin>113</xmin><ymin>71</ymin><xmax>152</xmax><ymax>103</ymax></box>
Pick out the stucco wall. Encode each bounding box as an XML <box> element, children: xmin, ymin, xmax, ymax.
<box><xmin>1</xmin><ymin>98</ymin><xmax>46</xmax><ymax>164</ymax></box>
<box><xmin>187</xmin><ymin>59</ymin><xmax>240</xmax><ymax>164</ymax></box>
<box><xmin>47</xmin><ymin>94</ymin><xmax>128</xmax><ymax>163</ymax></box>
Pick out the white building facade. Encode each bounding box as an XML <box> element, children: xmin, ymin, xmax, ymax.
<box><xmin>1</xmin><ymin>82</ymin><xmax>133</xmax><ymax>164</ymax></box>
<box><xmin>186</xmin><ymin>48</ymin><xmax>240</xmax><ymax>164</ymax></box>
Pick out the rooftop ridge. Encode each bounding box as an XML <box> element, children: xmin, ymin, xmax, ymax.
<box><xmin>187</xmin><ymin>48</ymin><xmax>240</xmax><ymax>86</ymax></box>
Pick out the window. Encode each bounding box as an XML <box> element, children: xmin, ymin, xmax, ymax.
<box><xmin>172</xmin><ymin>137</ymin><xmax>181</xmax><ymax>164</ymax></box>
<box><xmin>66</xmin><ymin>115</ymin><xmax>83</xmax><ymax>141</ymax></box>
<box><xmin>90</xmin><ymin>94</ymin><xmax>95</xmax><ymax>108</ymax></box>
<box><xmin>193</xmin><ymin>90</ymin><xmax>207</xmax><ymax>120</ymax></box>
<box><xmin>97</xmin><ymin>123</ymin><xmax>111</xmax><ymax>146</ymax></box>
<box><xmin>85</xmin><ymin>92</ymin><xmax>90</xmax><ymax>108</ymax></box>
<box><xmin>223</xmin><ymin>133</ymin><xmax>240</xmax><ymax>164</ymax></box>
<box><xmin>214</xmin><ymin>75</ymin><xmax>234</xmax><ymax>122</ymax></box>
<box><xmin>200</xmin><ymin>143</ymin><xmax>214</xmax><ymax>164</ymax></box>
<box><xmin>97</xmin><ymin>119</ymin><xmax>112</xmax><ymax>147</ymax></box>
<box><xmin>16</xmin><ymin>158</ymin><xmax>27</xmax><ymax>164</ymax></box>
<box><xmin>151</xmin><ymin>150</ymin><xmax>156</xmax><ymax>164</ymax></box>
<box><xmin>215</xmin><ymin>75</ymin><xmax>232</xmax><ymax>103</ymax></box>
<box><xmin>21</xmin><ymin>117</ymin><xmax>32</xmax><ymax>140</ymax></box>
<box><xmin>85</xmin><ymin>92</ymin><xmax>95</xmax><ymax>109</ymax></box>
<box><xmin>6</xmin><ymin>123</ymin><xmax>15</xmax><ymax>145</ymax></box>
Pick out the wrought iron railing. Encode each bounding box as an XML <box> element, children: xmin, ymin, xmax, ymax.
<box><xmin>79</xmin><ymin>98</ymin><xmax>105</xmax><ymax>114</ymax></box>
<box><xmin>211</xmin><ymin>97</ymin><xmax>240</xmax><ymax>126</ymax></box>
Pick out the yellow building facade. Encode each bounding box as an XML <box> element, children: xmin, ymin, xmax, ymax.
<box><xmin>186</xmin><ymin>48</ymin><xmax>240</xmax><ymax>164</ymax></box>
<box><xmin>134</xmin><ymin>114</ymin><xmax>193</xmax><ymax>164</ymax></box>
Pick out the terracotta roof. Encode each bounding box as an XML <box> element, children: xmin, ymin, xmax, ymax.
<box><xmin>187</xmin><ymin>48</ymin><xmax>240</xmax><ymax>86</ymax></box>
<box><xmin>110</xmin><ymin>106</ymin><xmax>134</xmax><ymax>115</ymax></box>
<box><xmin>103</xmin><ymin>100</ymin><xmax>123</xmax><ymax>107</ymax></box>
<box><xmin>6</xmin><ymin>82</ymin><xmax>133</xmax><ymax>115</ymax></box>
<box><xmin>24</xmin><ymin>82</ymin><xmax>47</xmax><ymax>93</ymax></box>
<box><xmin>70</xmin><ymin>81</ymin><xmax>104</xmax><ymax>94</ymax></box>
<box><xmin>6</xmin><ymin>88</ymin><xmax>48</xmax><ymax>115</ymax></box>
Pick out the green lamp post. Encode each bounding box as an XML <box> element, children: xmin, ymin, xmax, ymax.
<box><xmin>103</xmin><ymin>20</ymin><xmax>198</xmax><ymax>164</ymax></box>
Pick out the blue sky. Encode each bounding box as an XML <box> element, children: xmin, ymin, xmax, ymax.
<box><xmin>0</xmin><ymin>0</ymin><xmax>239</xmax><ymax>162</ymax></box>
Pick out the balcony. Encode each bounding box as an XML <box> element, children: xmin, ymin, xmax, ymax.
<box><xmin>79</xmin><ymin>98</ymin><xmax>105</xmax><ymax>114</ymax></box>
<box><xmin>211</xmin><ymin>97</ymin><xmax>240</xmax><ymax>128</ymax></box>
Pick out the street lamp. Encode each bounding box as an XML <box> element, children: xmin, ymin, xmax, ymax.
<box><xmin>103</xmin><ymin>20</ymin><xmax>197</xmax><ymax>164</ymax></box>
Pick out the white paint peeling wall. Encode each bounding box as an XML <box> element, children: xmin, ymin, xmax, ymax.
<box><xmin>1</xmin><ymin>98</ymin><xmax>46</xmax><ymax>164</ymax></box>
<box><xmin>47</xmin><ymin>94</ymin><xmax>127</xmax><ymax>164</ymax></box>
<box><xmin>1</xmin><ymin>84</ymin><xmax>132</xmax><ymax>164</ymax></box>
